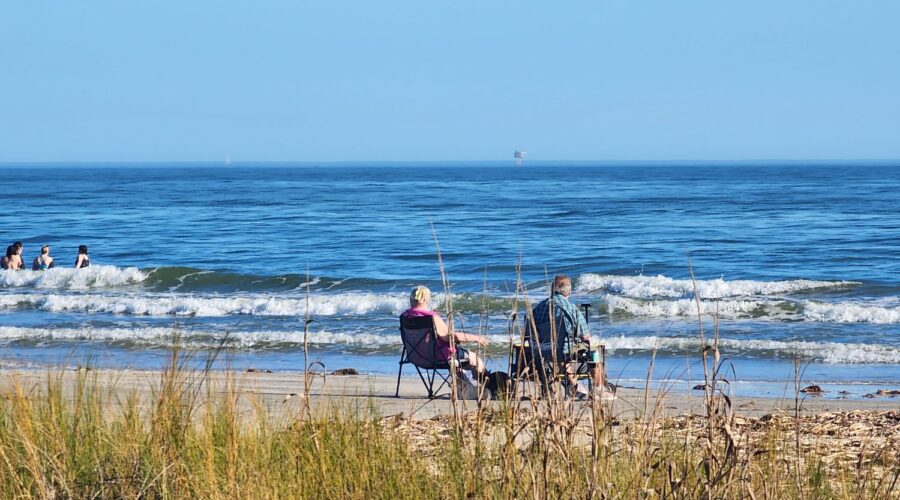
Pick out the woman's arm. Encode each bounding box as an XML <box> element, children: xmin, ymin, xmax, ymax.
<box><xmin>455</xmin><ymin>331</ymin><xmax>488</xmax><ymax>347</ymax></box>
<box><xmin>432</xmin><ymin>315</ymin><xmax>452</xmax><ymax>340</ymax></box>
<box><xmin>433</xmin><ymin>315</ymin><xmax>488</xmax><ymax>346</ymax></box>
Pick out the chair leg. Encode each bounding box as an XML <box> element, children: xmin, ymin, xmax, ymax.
<box><xmin>395</xmin><ymin>363</ymin><xmax>404</xmax><ymax>398</ymax></box>
<box><xmin>395</xmin><ymin>347</ymin><xmax>407</xmax><ymax>397</ymax></box>
<box><xmin>426</xmin><ymin>369</ymin><xmax>436</xmax><ymax>398</ymax></box>
<box><xmin>413</xmin><ymin>366</ymin><xmax>431</xmax><ymax>398</ymax></box>
<box><xmin>406</xmin><ymin>365</ymin><xmax>456</xmax><ymax>399</ymax></box>
<box><xmin>432</xmin><ymin>370</ymin><xmax>451</xmax><ymax>398</ymax></box>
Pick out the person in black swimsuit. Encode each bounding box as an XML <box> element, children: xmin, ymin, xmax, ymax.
<box><xmin>75</xmin><ymin>245</ymin><xmax>91</xmax><ymax>268</ymax></box>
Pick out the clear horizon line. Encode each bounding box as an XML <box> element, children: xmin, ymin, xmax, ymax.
<box><xmin>2</xmin><ymin>158</ymin><xmax>900</xmax><ymax>166</ymax></box>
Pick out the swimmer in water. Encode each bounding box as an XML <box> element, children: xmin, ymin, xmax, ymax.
<box><xmin>75</xmin><ymin>245</ymin><xmax>91</xmax><ymax>268</ymax></box>
<box><xmin>1</xmin><ymin>245</ymin><xmax>13</xmax><ymax>270</ymax></box>
<box><xmin>32</xmin><ymin>245</ymin><xmax>54</xmax><ymax>270</ymax></box>
<box><xmin>2</xmin><ymin>242</ymin><xmax>24</xmax><ymax>270</ymax></box>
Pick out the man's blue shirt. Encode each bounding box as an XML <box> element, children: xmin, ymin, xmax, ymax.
<box><xmin>529</xmin><ymin>292</ymin><xmax>590</xmax><ymax>340</ymax></box>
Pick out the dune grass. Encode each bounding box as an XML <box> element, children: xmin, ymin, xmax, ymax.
<box><xmin>0</xmin><ymin>342</ymin><xmax>897</xmax><ymax>499</ymax></box>
<box><xmin>0</xmin><ymin>359</ymin><xmax>440</xmax><ymax>498</ymax></box>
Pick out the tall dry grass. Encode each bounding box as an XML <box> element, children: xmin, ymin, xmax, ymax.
<box><xmin>0</xmin><ymin>356</ymin><xmax>896</xmax><ymax>498</ymax></box>
<box><xmin>1</xmin><ymin>337</ymin><xmax>898</xmax><ymax>498</ymax></box>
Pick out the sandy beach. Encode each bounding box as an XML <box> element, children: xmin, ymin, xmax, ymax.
<box><xmin>3</xmin><ymin>368</ymin><xmax>897</xmax><ymax>420</ymax></box>
<box><xmin>1</xmin><ymin>365</ymin><xmax>898</xmax><ymax>497</ymax></box>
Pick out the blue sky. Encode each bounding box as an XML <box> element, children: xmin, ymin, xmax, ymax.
<box><xmin>2</xmin><ymin>1</ymin><xmax>898</xmax><ymax>162</ymax></box>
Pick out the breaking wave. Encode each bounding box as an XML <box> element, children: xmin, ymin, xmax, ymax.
<box><xmin>0</xmin><ymin>266</ymin><xmax>394</xmax><ymax>293</ymax></box>
<box><xmin>0</xmin><ymin>292</ymin><xmax>408</xmax><ymax>317</ymax></box>
<box><xmin>1</xmin><ymin>290</ymin><xmax>898</xmax><ymax>324</ymax></box>
<box><xmin>606</xmin><ymin>295</ymin><xmax>900</xmax><ymax>324</ymax></box>
<box><xmin>600</xmin><ymin>336</ymin><xmax>900</xmax><ymax>364</ymax></box>
<box><xmin>142</xmin><ymin>267</ymin><xmax>396</xmax><ymax>293</ymax></box>
<box><xmin>0</xmin><ymin>290</ymin><xmax>522</xmax><ymax>318</ymax></box>
<box><xmin>802</xmin><ymin>300</ymin><xmax>900</xmax><ymax>324</ymax></box>
<box><xmin>0</xmin><ymin>269</ymin><xmax>895</xmax><ymax>324</ymax></box>
<box><xmin>1</xmin><ymin>326</ymin><xmax>897</xmax><ymax>363</ymax></box>
<box><xmin>0</xmin><ymin>326</ymin><xmax>402</xmax><ymax>348</ymax></box>
<box><xmin>0</xmin><ymin>266</ymin><xmax>146</xmax><ymax>290</ymax></box>
<box><xmin>605</xmin><ymin>295</ymin><xmax>796</xmax><ymax>320</ymax></box>
<box><xmin>577</xmin><ymin>274</ymin><xmax>857</xmax><ymax>299</ymax></box>
<box><xmin>0</xmin><ymin>326</ymin><xmax>511</xmax><ymax>350</ymax></box>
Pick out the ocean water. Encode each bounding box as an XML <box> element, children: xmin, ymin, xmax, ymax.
<box><xmin>1</xmin><ymin>163</ymin><xmax>899</xmax><ymax>397</ymax></box>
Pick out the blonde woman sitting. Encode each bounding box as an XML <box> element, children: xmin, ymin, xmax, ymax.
<box><xmin>400</xmin><ymin>285</ymin><xmax>490</xmax><ymax>380</ymax></box>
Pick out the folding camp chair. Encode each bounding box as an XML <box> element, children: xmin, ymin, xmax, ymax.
<box><xmin>395</xmin><ymin>314</ymin><xmax>469</xmax><ymax>398</ymax></box>
<box><xmin>512</xmin><ymin>307</ymin><xmax>603</xmax><ymax>397</ymax></box>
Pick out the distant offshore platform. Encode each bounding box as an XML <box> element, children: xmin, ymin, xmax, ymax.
<box><xmin>513</xmin><ymin>150</ymin><xmax>527</xmax><ymax>166</ymax></box>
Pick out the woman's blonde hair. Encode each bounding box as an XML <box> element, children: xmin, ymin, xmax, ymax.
<box><xmin>410</xmin><ymin>285</ymin><xmax>431</xmax><ymax>307</ymax></box>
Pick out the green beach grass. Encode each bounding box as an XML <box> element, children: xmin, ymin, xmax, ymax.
<box><xmin>0</xmin><ymin>349</ymin><xmax>897</xmax><ymax>499</ymax></box>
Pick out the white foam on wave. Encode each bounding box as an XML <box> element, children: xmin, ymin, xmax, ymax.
<box><xmin>598</xmin><ymin>293</ymin><xmax>900</xmax><ymax>325</ymax></box>
<box><xmin>1</xmin><ymin>288</ymin><xmax>897</xmax><ymax>324</ymax></box>
<box><xmin>0</xmin><ymin>326</ymin><xmax>511</xmax><ymax>349</ymax></box>
<box><xmin>802</xmin><ymin>300</ymin><xmax>900</xmax><ymax>324</ymax></box>
<box><xmin>606</xmin><ymin>295</ymin><xmax>778</xmax><ymax>319</ymax></box>
<box><xmin>0</xmin><ymin>292</ymin><xmax>408</xmax><ymax>317</ymax></box>
<box><xmin>577</xmin><ymin>274</ymin><xmax>856</xmax><ymax>299</ymax></box>
<box><xmin>601</xmin><ymin>335</ymin><xmax>900</xmax><ymax>364</ymax></box>
<box><xmin>2</xmin><ymin>326</ymin><xmax>896</xmax><ymax>364</ymax></box>
<box><xmin>0</xmin><ymin>326</ymin><xmax>397</xmax><ymax>347</ymax></box>
<box><xmin>0</xmin><ymin>266</ymin><xmax>146</xmax><ymax>290</ymax></box>
<box><xmin>605</xmin><ymin>295</ymin><xmax>900</xmax><ymax>324</ymax></box>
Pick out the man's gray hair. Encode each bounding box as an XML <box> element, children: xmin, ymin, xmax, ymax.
<box><xmin>553</xmin><ymin>275</ymin><xmax>572</xmax><ymax>296</ymax></box>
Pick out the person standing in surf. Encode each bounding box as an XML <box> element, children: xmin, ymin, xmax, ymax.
<box><xmin>32</xmin><ymin>245</ymin><xmax>54</xmax><ymax>270</ymax></box>
<box><xmin>75</xmin><ymin>245</ymin><xmax>90</xmax><ymax>268</ymax></box>
<box><xmin>1</xmin><ymin>245</ymin><xmax>14</xmax><ymax>270</ymax></box>
<box><xmin>2</xmin><ymin>242</ymin><xmax>24</xmax><ymax>270</ymax></box>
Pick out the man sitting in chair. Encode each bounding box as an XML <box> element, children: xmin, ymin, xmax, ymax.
<box><xmin>401</xmin><ymin>285</ymin><xmax>491</xmax><ymax>381</ymax></box>
<box><xmin>526</xmin><ymin>274</ymin><xmax>602</xmax><ymax>398</ymax></box>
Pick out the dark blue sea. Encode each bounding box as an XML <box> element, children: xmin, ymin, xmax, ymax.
<box><xmin>1</xmin><ymin>163</ymin><xmax>898</xmax><ymax>397</ymax></box>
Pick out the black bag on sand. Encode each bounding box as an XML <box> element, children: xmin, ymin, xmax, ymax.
<box><xmin>484</xmin><ymin>371</ymin><xmax>511</xmax><ymax>400</ymax></box>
